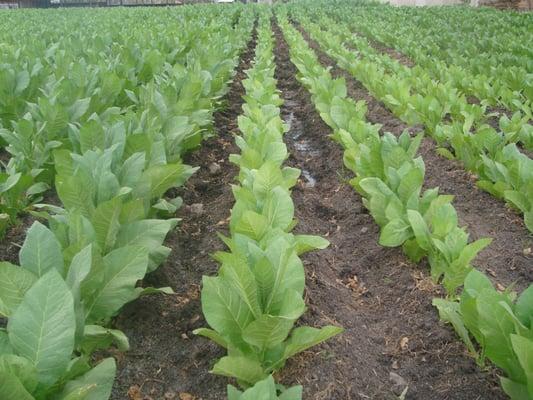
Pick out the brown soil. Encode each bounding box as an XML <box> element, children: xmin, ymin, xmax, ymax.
<box><xmin>109</xmin><ymin>33</ymin><xmax>257</xmax><ymax>400</ymax></box>
<box><xmin>273</xmin><ymin>23</ymin><xmax>506</xmax><ymax>400</ymax></box>
<box><xmin>0</xmin><ymin>214</ymin><xmax>33</xmax><ymax>265</ymax></box>
<box><xmin>298</xmin><ymin>25</ymin><xmax>532</xmax><ymax>292</ymax></box>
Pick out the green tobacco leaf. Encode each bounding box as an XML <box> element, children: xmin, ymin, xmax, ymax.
<box><xmin>433</xmin><ymin>298</ymin><xmax>477</xmax><ymax>358</ymax></box>
<box><xmin>406</xmin><ymin>210</ymin><xmax>431</xmax><ymax>251</ymax></box>
<box><xmin>8</xmin><ymin>270</ymin><xmax>76</xmax><ymax>386</ymax></box>
<box><xmin>219</xmin><ymin>254</ymin><xmax>262</xmax><ymax>319</ymax></box>
<box><xmin>510</xmin><ymin>335</ymin><xmax>533</xmax><ymax>396</ymax></box>
<box><xmin>253</xmin><ymin>162</ymin><xmax>285</xmax><ymax>197</ymax></box>
<box><xmin>279</xmin><ymin>385</ymin><xmax>303</xmax><ymax>400</ymax></box>
<box><xmin>243</xmin><ymin>315</ymin><xmax>294</xmax><ymax>350</ymax></box>
<box><xmin>282</xmin><ymin>326</ymin><xmax>343</xmax><ymax>364</ymax></box>
<box><xmin>476</xmin><ymin>289</ymin><xmax>520</xmax><ymax>379</ymax></box>
<box><xmin>500</xmin><ymin>376</ymin><xmax>530</xmax><ymax>400</ymax></box>
<box><xmin>0</xmin><ymin>262</ymin><xmax>37</xmax><ymax>317</ymax></box>
<box><xmin>397</xmin><ymin>168</ymin><xmax>423</xmax><ymax>203</ymax></box>
<box><xmin>200</xmin><ymin>276</ymin><xmax>253</xmax><ymax>349</ymax></box>
<box><xmin>56</xmin><ymin>172</ymin><xmax>95</xmax><ymax>219</ymax></box>
<box><xmin>0</xmin><ymin>354</ymin><xmax>38</xmax><ymax>393</ymax></box>
<box><xmin>56</xmin><ymin>358</ymin><xmax>116</xmax><ymax>400</ymax></box>
<box><xmin>263</xmin><ymin>187</ymin><xmax>294</xmax><ymax>231</ymax></box>
<box><xmin>263</xmin><ymin>239</ymin><xmax>305</xmax><ymax>314</ymax></box>
<box><xmin>504</xmin><ymin>191</ymin><xmax>529</xmax><ymax>213</ymax></box>
<box><xmin>234</xmin><ymin>211</ymin><xmax>268</xmax><ymax>241</ymax></box>
<box><xmin>20</xmin><ymin>222</ymin><xmax>64</xmax><ymax>277</ymax></box>
<box><xmin>379</xmin><ymin>218</ymin><xmax>412</xmax><ymax>247</ymax></box>
<box><xmin>81</xmin><ymin>325</ymin><xmax>129</xmax><ymax>353</ymax></box>
<box><xmin>0</xmin><ymin>371</ymin><xmax>34</xmax><ymax>400</ymax></box>
<box><xmin>193</xmin><ymin>328</ymin><xmax>228</xmax><ymax>349</ymax></box>
<box><xmin>91</xmin><ymin>198</ymin><xmax>122</xmax><ymax>253</ymax></box>
<box><xmin>293</xmin><ymin>235</ymin><xmax>329</xmax><ymax>255</ymax></box>
<box><xmin>0</xmin><ymin>330</ymin><xmax>13</xmax><ymax>355</ymax></box>
<box><xmin>227</xmin><ymin>375</ymin><xmax>303</xmax><ymax>400</ymax></box>
<box><xmin>230</xmin><ymin>375</ymin><xmax>276</xmax><ymax>399</ymax></box>
<box><xmin>456</xmin><ymin>238</ymin><xmax>492</xmax><ymax>268</ymax></box>
<box><xmin>79</xmin><ymin>120</ymin><xmax>105</xmax><ymax>153</ymax></box>
<box><xmin>515</xmin><ymin>285</ymin><xmax>533</xmax><ymax>327</ymax></box>
<box><xmin>84</xmin><ymin>246</ymin><xmax>149</xmax><ymax>322</ymax></box>
<box><xmin>436</xmin><ymin>147</ymin><xmax>455</xmax><ymax>160</ymax></box>
<box><xmin>142</xmin><ymin>163</ymin><xmax>197</xmax><ymax>199</ymax></box>
<box><xmin>211</xmin><ymin>356</ymin><xmax>266</xmax><ymax>385</ymax></box>
<box><xmin>115</xmin><ymin>219</ymin><xmax>177</xmax><ymax>260</ymax></box>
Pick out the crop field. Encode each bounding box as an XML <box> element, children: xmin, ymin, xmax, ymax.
<box><xmin>0</xmin><ymin>1</ymin><xmax>531</xmax><ymax>399</ymax></box>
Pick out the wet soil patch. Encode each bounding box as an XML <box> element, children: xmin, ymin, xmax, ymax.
<box><xmin>298</xmin><ymin>24</ymin><xmax>532</xmax><ymax>291</ymax></box>
<box><xmin>109</xmin><ymin>32</ymin><xmax>257</xmax><ymax>400</ymax></box>
<box><xmin>273</xmin><ymin>22</ymin><xmax>506</xmax><ymax>400</ymax></box>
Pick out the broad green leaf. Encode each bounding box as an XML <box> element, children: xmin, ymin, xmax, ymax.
<box><xmin>293</xmin><ymin>235</ymin><xmax>329</xmax><ymax>255</ymax></box>
<box><xmin>141</xmin><ymin>163</ymin><xmax>197</xmax><ymax>199</ymax></box>
<box><xmin>406</xmin><ymin>210</ymin><xmax>431</xmax><ymax>251</ymax></box>
<box><xmin>56</xmin><ymin>358</ymin><xmax>116</xmax><ymax>400</ymax></box>
<box><xmin>379</xmin><ymin>218</ymin><xmax>412</xmax><ymax>247</ymax></box>
<box><xmin>0</xmin><ymin>371</ymin><xmax>34</xmax><ymax>400</ymax></box>
<box><xmin>79</xmin><ymin>121</ymin><xmax>105</xmax><ymax>153</ymax></box>
<box><xmin>91</xmin><ymin>198</ymin><xmax>123</xmax><ymax>253</ymax></box>
<box><xmin>200</xmin><ymin>276</ymin><xmax>254</xmax><ymax>349</ymax></box>
<box><xmin>515</xmin><ymin>285</ymin><xmax>533</xmax><ymax>327</ymax></box>
<box><xmin>243</xmin><ymin>315</ymin><xmax>294</xmax><ymax>350</ymax></box>
<box><xmin>500</xmin><ymin>376</ymin><xmax>530</xmax><ymax>400</ymax></box>
<box><xmin>211</xmin><ymin>356</ymin><xmax>267</xmax><ymax>385</ymax></box>
<box><xmin>56</xmin><ymin>172</ymin><xmax>95</xmax><ymax>219</ymax></box>
<box><xmin>219</xmin><ymin>254</ymin><xmax>262</xmax><ymax>319</ymax></box>
<box><xmin>455</xmin><ymin>238</ymin><xmax>492</xmax><ymax>268</ymax></box>
<box><xmin>8</xmin><ymin>270</ymin><xmax>76</xmax><ymax>386</ymax></box>
<box><xmin>510</xmin><ymin>335</ymin><xmax>533</xmax><ymax>396</ymax></box>
<box><xmin>115</xmin><ymin>219</ymin><xmax>177</xmax><ymax>262</ymax></box>
<box><xmin>237</xmin><ymin>375</ymin><xmax>276</xmax><ymax>399</ymax></box>
<box><xmin>282</xmin><ymin>326</ymin><xmax>343</xmax><ymax>363</ymax></box>
<box><xmin>433</xmin><ymin>298</ymin><xmax>477</xmax><ymax>357</ymax></box>
<box><xmin>84</xmin><ymin>246</ymin><xmax>149</xmax><ymax>322</ymax></box>
<box><xmin>19</xmin><ymin>222</ymin><xmax>64</xmax><ymax>277</ymax></box>
<box><xmin>0</xmin><ymin>354</ymin><xmax>38</xmax><ymax>393</ymax></box>
<box><xmin>279</xmin><ymin>385</ymin><xmax>303</xmax><ymax>400</ymax></box>
<box><xmin>263</xmin><ymin>239</ymin><xmax>305</xmax><ymax>314</ymax></box>
<box><xmin>193</xmin><ymin>328</ymin><xmax>228</xmax><ymax>349</ymax></box>
<box><xmin>234</xmin><ymin>211</ymin><xmax>268</xmax><ymax>241</ymax></box>
<box><xmin>0</xmin><ymin>262</ymin><xmax>37</xmax><ymax>317</ymax></box>
<box><xmin>263</xmin><ymin>187</ymin><xmax>294</xmax><ymax>231</ymax></box>
<box><xmin>0</xmin><ymin>330</ymin><xmax>13</xmax><ymax>355</ymax></box>
<box><xmin>81</xmin><ymin>325</ymin><xmax>129</xmax><ymax>353</ymax></box>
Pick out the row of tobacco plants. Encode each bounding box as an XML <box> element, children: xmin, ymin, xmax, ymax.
<box><xmin>277</xmin><ymin>8</ymin><xmax>533</xmax><ymax>400</ymax></box>
<box><xmin>194</xmin><ymin>10</ymin><xmax>342</xmax><ymax>398</ymax></box>
<box><xmin>287</xmin><ymin>1</ymin><xmax>533</xmax><ymax>233</ymax></box>
<box><xmin>0</xmin><ymin>6</ymin><xmax>254</xmax><ymax>399</ymax></box>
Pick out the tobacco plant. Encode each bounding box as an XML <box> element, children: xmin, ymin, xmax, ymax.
<box><xmin>195</xmin><ymin>13</ymin><xmax>342</xmax><ymax>393</ymax></box>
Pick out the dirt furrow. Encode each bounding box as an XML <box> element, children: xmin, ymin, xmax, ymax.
<box><xmin>109</xmin><ymin>32</ymin><xmax>257</xmax><ymax>400</ymax></box>
<box><xmin>297</xmin><ymin>25</ymin><xmax>532</xmax><ymax>291</ymax></box>
<box><xmin>273</xmin><ymin>22</ymin><xmax>505</xmax><ymax>400</ymax></box>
